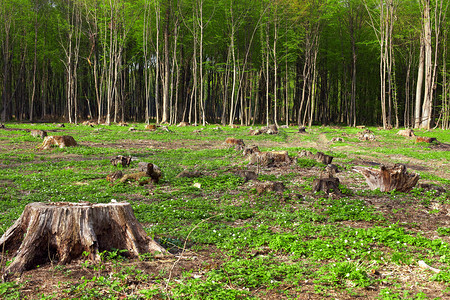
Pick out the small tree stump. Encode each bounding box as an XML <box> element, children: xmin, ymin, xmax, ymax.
<box><xmin>30</xmin><ymin>129</ymin><xmax>47</xmax><ymax>139</ymax></box>
<box><xmin>416</xmin><ymin>136</ymin><xmax>438</xmax><ymax>143</ymax></box>
<box><xmin>397</xmin><ymin>129</ymin><xmax>415</xmax><ymax>137</ymax></box>
<box><xmin>249</xmin><ymin>151</ymin><xmax>291</xmax><ymax>167</ymax></box>
<box><xmin>0</xmin><ymin>202</ymin><xmax>167</xmax><ymax>280</ymax></box>
<box><xmin>352</xmin><ymin>164</ymin><xmax>419</xmax><ymax>192</ymax></box>
<box><xmin>255</xmin><ymin>181</ymin><xmax>285</xmax><ymax>194</ymax></box>
<box><xmin>110</xmin><ymin>155</ymin><xmax>132</xmax><ymax>167</ymax></box>
<box><xmin>224</xmin><ymin>137</ymin><xmax>245</xmax><ymax>150</ymax></box>
<box><xmin>312</xmin><ymin>177</ymin><xmax>341</xmax><ymax>195</ymax></box>
<box><xmin>358</xmin><ymin>129</ymin><xmax>375</xmax><ymax>141</ymax></box>
<box><xmin>145</xmin><ymin>124</ymin><xmax>157</xmax><ymax>131</ymax></box>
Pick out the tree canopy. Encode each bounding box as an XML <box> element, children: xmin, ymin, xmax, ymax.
<box><xmin>0</xmin><ymin>0</ymin><xmax>449</xmax><ymax>128</ymax></box>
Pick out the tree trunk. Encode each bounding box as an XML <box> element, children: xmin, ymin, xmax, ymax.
<box><xmin>352</xmin><ymin>164</ymin><xmax>419</xmax><ymax>192</ymax></box>
<box><xmin>421</xmin><ymin>0</ymin><xmax>433</xmax><ymax>129</ymax></box>
<box><xmin>0</xmin><ymin>202</ymin><xmax>167</xmax><ymax>281</ymax></box>
<box><xmin>415</xmin><ymin>35</ymin><xmax>425</xmax><ymax>128</ymax></box>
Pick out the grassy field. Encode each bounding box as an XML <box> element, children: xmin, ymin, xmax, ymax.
<box><xmin>0</xmin><ymin>122</ymin><xmax>449</xmax><ymax>299</ymax></box>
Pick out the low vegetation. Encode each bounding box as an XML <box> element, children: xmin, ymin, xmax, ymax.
<box><xmin>0</xmin><ymin>123</ymin><xmax>449</xmax><ymax>299</ymax></box>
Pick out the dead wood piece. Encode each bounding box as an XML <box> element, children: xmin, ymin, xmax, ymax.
<box><xmin>235</xmin><ymin>170</ymin><xmax>258</xmax><ymax>182</ymax></box>
<box><xmin>298</xmin><ymin>126</ymin><xmax>307</xmax><ymax>133</ymax></box>
<box><xmin>416</xmin><ymin>136</ymin><xmax>438</xmax><ymax>143</ymax></box>
<box><xmin>110</xmin><ymin>155</ymin><xmax>132</xmax><ymax>167</ymax></box>
<box><xmin>243</xmin><ymin>145</ymin><xmax>261</xmax><ymax>156</ymax></box>
<box><xmin>230</xmin><ymin>124</ymin><xmax>240</xmax><ymax>128</ymax></box>
<box><xmin>128</xmin><ymin>127</ymin><xmax>136</xmax><ymax>131</ymax></box>
<box><xmin>30</xmin><ymin>130</ymin><xmax>47</xmax><ymax>139</ymax></box>
<box><xmin>176</xmin><ymin>170</ymin><xmax>203</xmax><ymax>178</ymax></box>
<box><xmin>137</xmin><ymin>162</ymin><xmax>162</xmax><ymax>183</ymax></box>
<box><xmin>106</xmin><ymin>171</ymin><xmax>123</xmax><ymax>183</ymax></box>
<box><xmin>358</xmin><ymin>129</ymin><xmax>375</xmax><ymax>141</ymax></box>
<box><xmin>177</xmin><ymin>121</ymin><xmax>190</xmax><ymax>127</ymax></box>
<box><xmin>356</xmin><ymin>125</ymin><xmax>366</xmax><ymax>129</ymax></box>
<box><xmin>418</xmin><ymin>260</ymin><xmax>441</xmax><ymax>273</ymax></box>
<box><xmin>56</xmin><ymin>123</ymin><xmax>65</xmax><ymax>127</ymax></box>
<box><xmin>0</xmin><ymin>202</ymin><xmax>167</xmax><ymax>280</ymax></box>
<box><xmin>118</xmin><ymin>122</ymin><xmax>128</xmax><ymax>126</ymax></box>
<box><xmin>0</xmin><ymin>124</ymin><xmax>4</xmax><ymax>128</ymax></box>
<box><xmin>315</xmin><ymin>152</ymin><xmax>333</xmax><ymax>165</ymax></box>
<box><xmin>38</xmin><ymin>135</ymin><xmax>77</xmax><ymax>150</ymax></box>
<box><xmin>397</xmin><ymin>129</ymin><xmax>415</xmax><ymax>137</ymax></box>
<box><xmin>145</xmin><ymin>124</ymin><xmax>157</xmax><ymax>131</ymax></box>
<box><xmin>255</xmin><ymin>181</ymin><xmax>285</xmax><ymax>194</ymax></box>
<box><xmin>249</xmin><ymin>151</ymin><xmax>291</xmax><ymax>167</ymax></box>
<box><xmin>352</xmin><ymin>164</ymin><xmax>419</xmax><ymax>192</ymax></box>
<box><xmin>312</xmin><ymin>177</ymin><xmax>341</xmax><ymax>195</ymax></box>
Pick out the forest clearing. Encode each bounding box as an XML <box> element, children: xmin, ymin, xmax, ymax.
<box><xmin>0</xmin><ymin>122</ymin><xmax>449</xmax><ymax>299</ymax></box>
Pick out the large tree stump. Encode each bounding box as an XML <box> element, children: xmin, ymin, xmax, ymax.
<box><xmin>0</xmin><ymin>202</ymin><xmax>167</xmax><ymax>280</ymax></box>
<box><xmin>38</xmin><ymin>135</ymin><xmax>77</xmax><ymax>150</ymax></box>
<box><xmin>352</xmin><ymin>164</ymin><xmax>419</xmax><ymax>192</ymax></box>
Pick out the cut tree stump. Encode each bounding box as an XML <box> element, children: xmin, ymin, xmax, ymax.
<box><xmin>38</xmin><ymin>135</ymin><xmax>77</xmax><ymax>150</ymax></box>
<box><xmin>110</xmin><ymin>155</ymin><xmax>132</xmax><ymax>167</ymax></box>
<box><xmin>0</xmin><ymin>202</ymin><xmax>167</xmax><ymax>281</ymax></box>
<box><xmin>312</xmin><ymin>177</ymin><xmax>341</xmax><ymax>195</ymax></box>
<box><xmin>352</xmin><ymin>164</ymin><xmax>419</xmax><ymax>192</ymax></box>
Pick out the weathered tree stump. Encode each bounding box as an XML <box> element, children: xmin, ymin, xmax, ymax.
<box><xmin>110</xmin><ymin>155</ymin><xmax>132</xmax><ymax>167</ymax></box>
<box><xmin>145</xmin><ymin>124</ymin><xmax>157</xmax><ymax>131</ymax></box>
<box><xmin>0</xmin><ymin>202</ymin><xmax>167</xmax><ymax>280</ymax></box>
<box><xmin>224</xmin><ymin>137</ymin><xmax>245</xmax><ymax>150</ymax></box>
<box><xmin>255</xmin><ymin>181</ymin><xmax>285</xmax><ymax>194</ymax></box>
<box><xmin>358</xmin><ymin>129</ymin><xmax>375</xmax><ymax>141</ymax></box>
<box><xmin>38</xmin><ymin>135</ymin><xmax>77</xmax><ymax>150</ymax></box>
<box><xmin>30</xmin><ymin>129</ymin><xmax>47</xmax><ymax>139</ymax></box>
<box><xmin>416</xmin><ymin>136</ymin><xmax>438</xmax><ymax>143</ymax></box>
<box><xmin>312</xmin><ymin>177</ymin><xmax>341</xmax><ymax>195</ymax></box>
<box><xmin>397</xmin><ymin>129</ymin><xmax>415</xmax><ymax>137</ymax></box>
<box><xmin>298</xmin><ymin>150</ymin><xmax>334</xmax><ymax>165</ymax></box>
<box><xmin>352</xmin><ymin>164</ymin><xmax>419</xmax><ymax>192</ymax></box>
<box><xmin>249</xmin><ymin>151</ymin><xmax>291</xmax><ymax>167</ymax></box>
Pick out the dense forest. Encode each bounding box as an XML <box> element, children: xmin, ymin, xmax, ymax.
<box><xmin>0</xmin><ymin>0</ymin><xmax>449</xmax><ymax>129</ymax></box>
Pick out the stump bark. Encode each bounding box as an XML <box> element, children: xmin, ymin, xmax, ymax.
<box><xmin>352</xmin><ymin>164</ymin><xmax>419</xmax><ymax>192</ymax></box>
<box><xmin>0</xmin><ymin>202</ymin><xmax>167</xmax><ymax>280</ymax></box>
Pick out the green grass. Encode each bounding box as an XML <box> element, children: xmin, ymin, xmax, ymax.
<box><xmin>0</xmin><ymin>123</ymin><xmax>449</xmax><ymax>299</ymax></box>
